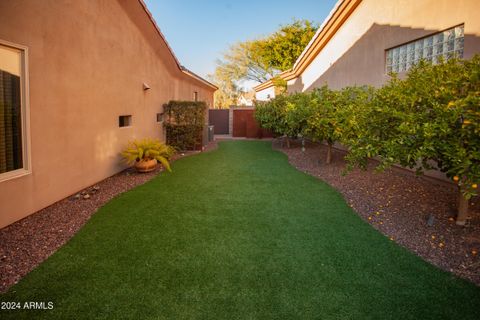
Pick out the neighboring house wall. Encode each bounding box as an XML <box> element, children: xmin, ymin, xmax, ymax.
<box><xmin>237</xmin><ymin>96</ymin><xmax>253</xmax><ymax>107</ymax></box>
<box><xmin>0</xmin><ymin>0</ymin><xmax>215</xmax><ymax>228</ymax></box>
<box><xmin>288</xmin><ymin>0</ymin><xmax>480</xmax><ymax>92</ymax></box>
<box><xmin>255</xmin><ymin>87</ymin><xmax>275</xmax><ymax>101</ymax></box>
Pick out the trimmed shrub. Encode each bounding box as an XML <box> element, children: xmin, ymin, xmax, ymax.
<box><xmin>164</xmin><ymin>101</ymin><xmax>206</xmax><ymax>151</ymax></box>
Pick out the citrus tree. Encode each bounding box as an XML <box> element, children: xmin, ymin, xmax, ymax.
<box><xmin>343</xmin><ymin>76</ymin><xmax>414</xmax><ymax>171</ymax></box>
<box><xmin>255</xmin><ymin>94</ymin><xmax>309</xmax><ymax>148</ymax></box>
<box><xmin>422</xmin><ymin>57</ymin><xmax>480</xmax><ymax>224</ymax></box>
<box><xmin>284</xmin><ymin>92</ymin><xmax>314</xmax><ymax>148</ymax></box>
<box><xmin>334</xmin><ymin>86</ymin><xmax>375</xmax><ymax>161</ymax></box>
<box><xmin>255</xmin><ymin>95</ymin><xmax>289</xmax><ymax>138</ymax></box>
<box><xmin>302</xmin><ymin>86</ymin><xmax>340</xmax><ymax>164</ymax></box>
<box><xmin>344</xmin><ymin>57</ymin><xmax>480</xmax><ymax>225</ymax></box>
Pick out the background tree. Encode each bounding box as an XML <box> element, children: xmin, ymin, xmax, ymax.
<box><xmin>261</xmin><ymin>19</ymin><xmax>318</xmax><ymax>72</ymax></box>
<box><xmin>216</xmin><ymin>19</ymin><xmax>317</xmax><ymax>83</ymax></box>
<box><xmin>210</xmin><ymin>19</ymin><xmax>318</xmax><ymax>107</ymax></box>
<box><xmin>207</xmin><ymin>68</ymin><xmax>242</xmax><ymax>109</ymax></box>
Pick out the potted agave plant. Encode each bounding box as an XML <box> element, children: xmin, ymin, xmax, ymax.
<box><xmin>121</xmin><ymin>139</ymin><xmax>175</xmax><ymax>173</ymax></box>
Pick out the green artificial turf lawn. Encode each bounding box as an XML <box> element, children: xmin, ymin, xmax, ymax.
<box><xmin>1</xmin><ymin>141</ymin><xmax>479</xmax><ymax>319</ymax></box>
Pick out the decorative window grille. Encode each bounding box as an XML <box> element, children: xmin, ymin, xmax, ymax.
<box><xmin>386</xmin><ymin>25</ymin><xmax>464</xmax><ymax>73</ymax></box>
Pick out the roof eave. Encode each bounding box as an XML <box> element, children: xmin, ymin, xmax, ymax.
<box><xmin>181</xmin><ymin>67</ymin><xmax>218</xmax><ymax>90</ymax></box>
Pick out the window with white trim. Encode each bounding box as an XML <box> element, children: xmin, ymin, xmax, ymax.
<box><xmin>386</xmin><ymin>25</ymin><xmax>464</xmax><ymax>73</ymax></box>
<box><xmin>0</xmin><ymin>41</ymin><xmax>29</xmax><ymax>180</ymax></box>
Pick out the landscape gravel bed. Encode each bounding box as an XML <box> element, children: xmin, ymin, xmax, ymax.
<box><xmin>275</xmin><ymin>139</ymin><xmax>479</xmax><ymax>286</ymax></box>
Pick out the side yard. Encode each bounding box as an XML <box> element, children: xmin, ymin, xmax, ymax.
<box><xmin>1</xmin><ymin>141</ymin><xmax>479</xmax><ymax>319</ymax></box>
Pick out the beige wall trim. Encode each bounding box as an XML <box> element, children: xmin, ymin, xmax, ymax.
<box><xmin>253</xmin><ymin>0</ymin><xmax>362</xmax><ymax>92</ymax></box>
<box><xmin>0</xmin><ymin>38</ymin><xmax>32</xmax><ymax>183</ymax></box>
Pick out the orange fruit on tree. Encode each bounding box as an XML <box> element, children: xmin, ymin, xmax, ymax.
<box><xmin>453</xmin><ymin>176</ymin><xmax>459</xmax><ymax>182</ymax></box>
<box><xmin>472</xmin><ymin>184</ymin><xmax>478</xmax><ymax>189</ymax></box>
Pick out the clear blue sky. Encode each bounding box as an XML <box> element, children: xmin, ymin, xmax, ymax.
<box><xmin>144</xmin><ymin>0</ymin><xmax>338</xmax><ymax>83</ymax></box>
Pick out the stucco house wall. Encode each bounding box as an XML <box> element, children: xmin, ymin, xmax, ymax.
<box><xmin>289</xmin><ymin>0</ymin><xmax>480</xmax><ymax>92</ymax></box>
<box><xmin>0</xmin><ymin>0</ymin><xmax>215</xmax><ymax>228</ymax></box>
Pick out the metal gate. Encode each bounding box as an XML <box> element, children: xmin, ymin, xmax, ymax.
<box><xmin>208</xmin><ymin>109</ymin><xmax>229</xmax><ymax>134</ymax></box>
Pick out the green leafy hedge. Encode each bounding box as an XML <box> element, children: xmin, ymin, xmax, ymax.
<box><xmin>164</xmin><ymin>101</ymin><xmax>206</xmax><ymax>151</ymax></box>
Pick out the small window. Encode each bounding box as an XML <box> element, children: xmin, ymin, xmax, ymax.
<box><xmin>119</xmin><ymin>115</ymin><xmax>132</xmax><ymax>127</ymax></box>
<box><xmin>0</xmin><ymin>41</ymin><xmax>30</xmax><ymax>181</ymax></box>
<box><xmin>193</xmin><ymin>91</ymin><xmax>198</xmax><ymax>102</ymax></box>
<box><xmin>386</xmin><ymin>25</ymin><xmax>464</xmax><ymax>73</ymax></box>
<box><xmin>156</xmin><ymin>113</ymin><xmax>164</xmax><ymax>122</ymax></box>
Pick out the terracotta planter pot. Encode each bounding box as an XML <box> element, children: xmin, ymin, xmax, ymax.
<box><xmin>135</xmin><ymin>158</ymin><xmax>157</xmax><ymax>173</ymax></box>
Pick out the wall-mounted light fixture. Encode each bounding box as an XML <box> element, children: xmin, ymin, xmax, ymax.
<box><xmin>143</xmin><ymin>83</ymin><xmax>151</xmax><ymax>91</ymax></box>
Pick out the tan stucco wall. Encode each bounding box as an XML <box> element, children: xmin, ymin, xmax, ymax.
<box><xmin>289</xmin><ymin>0</ymin><xmax>480</xmax><ymax>92</ymax></box>
<box><xmin>0</xmin><ymin>0</ymin><xmax>214</xmax><ymax>228</ymax></box>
